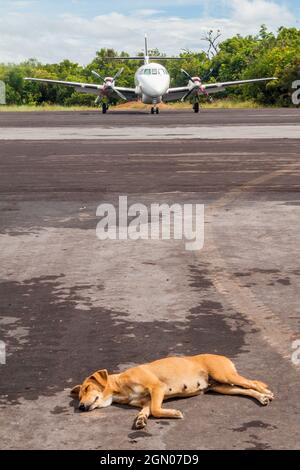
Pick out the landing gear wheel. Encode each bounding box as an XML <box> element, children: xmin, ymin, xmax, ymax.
<box><xmin>102</xmin><ymin>103</ymin><xmax>107</xmax><ymax>114</ymax></box>
<box><xmin>156</xmin><ymin>108</ymin><xmax>159</xmax><ymax>114</ymax></box>
<box><xmin>193</xmin><ymin>102</ymin><xmax>199</xmax><ymax>113</ymax></box>
<box><xmin>151</xmin><ymin>107</ymin><xmax>155</xmax><ymax>114</ymax></box>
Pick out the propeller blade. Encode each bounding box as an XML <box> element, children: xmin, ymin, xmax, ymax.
<box><xmin>181</xmin><ymin>69</ymin><xmax>195</xmax><ymax>83</ymax></box>
<box><xmin>111</xmin><ymin>87</ymin><xmax>127</xmax><ymax>101</ymax></box>
<box><xmin>92</xmin><ymin>70</ymin><xmax>105</xmax><ymax>82</ymax></box>
<box><xmin>202</xmin><ymin>67</ymin><xmax>214</xmax><ymax>82</ymax></box>
<box><xmin>112</xmin><ymin>67</ymin><xmax>124</xmax><ymax>82</ymax></box>
<box><xmin>181</xmin><ymin>86</ymin><xmax>197</xmax><ymax>102</ymax></box>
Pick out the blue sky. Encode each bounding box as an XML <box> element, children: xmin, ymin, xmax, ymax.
<box><xmin>0</xmin><ymin>0</ymin><xmax>298</xmax><ymax>63</ymax></box>
<box><xmin>1</xmin><ymin>0</ymin><xmax>299</xmax><ymax>17</ymax></box>
<box><xmin>1</xmin><ymin>1</ymin><xmax>229</xmax><ymax>19</ymax></box>
<box><xmin>1</xmin><ymin>0</ymin><xmax>299</xmax><ymax>18</ymax></box>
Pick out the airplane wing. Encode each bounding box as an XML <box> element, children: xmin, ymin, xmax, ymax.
<box><xmin>163</xmin><ymin>77</ymin><xmax>276</xmax><ymax>102</ymax></box>
<box><xmin>163</xmin><ymin>86</ymin><xmax>191</xmax><ymax>102</ymax></box>
<box><xmin>203</xmin><ymin>77</ymin><xmax>277</xmax><ymax>94</ymax></box>
<box><xmin>24</xmin><ymin>77</ymin><xmax>137</xmax><ymax>100</ymax></box>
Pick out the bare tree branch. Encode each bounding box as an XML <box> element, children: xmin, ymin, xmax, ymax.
<box><xmin>202</xmin><ymin>29</ymin><xmax>221</xmax><ymax>58</ymax></box>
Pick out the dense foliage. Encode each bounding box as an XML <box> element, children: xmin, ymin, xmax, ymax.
<box><xmin>0</xmin><ymin>26</ymin><xmax>299</xmax><ymax>107</ymax></box>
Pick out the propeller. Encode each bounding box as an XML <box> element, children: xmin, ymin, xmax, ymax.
<box><xmin>180</xmin><ymin>69</ymin><xmax>199</xmax><ymax>101</ymax></box>
<box><xmin>92</xmin><ymin>67</ymin><xmax>127</xmax><ymax>101</ymax></box>
<box><xmin>180</xmin><ymin>67</ymin><xmax>214</xmax><ymax>102</ymax></box>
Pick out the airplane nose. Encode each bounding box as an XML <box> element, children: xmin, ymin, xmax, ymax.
<box><xmin>140</xmin><ymin>77</ymin><xmax>169</xmax><ymax>98</ymax></box>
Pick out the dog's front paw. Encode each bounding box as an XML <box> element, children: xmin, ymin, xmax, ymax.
<box><xmin>174</xmin><ymin>410</ymin><xmax>184</xmax><ymax>419</ymax></box>
<box><xmin>134</xmin><ymin>415</ymin><xmax>147</xmax><ymax>429</ymax></box>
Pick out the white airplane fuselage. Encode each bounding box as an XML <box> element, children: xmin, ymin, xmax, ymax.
<box><xmin>134</xmin><ymin>62</ymin><xmax>170</xmax><ymax>104</ymax></box>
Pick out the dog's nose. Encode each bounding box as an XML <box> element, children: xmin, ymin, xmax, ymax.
<box><xmin>79</xmin><ymin>403</ymin><xmax>86</xmax><ymax>411</ymax></box>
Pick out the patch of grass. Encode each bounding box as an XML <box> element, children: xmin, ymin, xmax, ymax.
<box><xmin>0</xmin><ymin>104</ymin><xmax>96</xmax><ymax>112</ymax></box>
<box><xmin>202</xmin><ymin>99</ymin><xmax>264</xmax><ymax>109</ymax></box>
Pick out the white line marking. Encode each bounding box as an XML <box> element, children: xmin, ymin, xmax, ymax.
<box><xmin>1</xmin><ymin>125</ymin><xmax>300</xmax><ymax>140</ymax></box>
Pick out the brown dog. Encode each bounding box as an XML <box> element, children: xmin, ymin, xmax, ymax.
<box><xmin>70</xmin><ymin>354</ymin><xmax>274</xmax><ymax>429</ymax></box>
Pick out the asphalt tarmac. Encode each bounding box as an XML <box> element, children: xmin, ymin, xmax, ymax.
<box><xmin>1</xmin><ymin>107</ymin><xmax>299</xmax><ymax>127</ymax></box>
<box><xmin>0</xmin><ymin>109</ymin><xmax>299</xmax><ymax>450</ymax></box>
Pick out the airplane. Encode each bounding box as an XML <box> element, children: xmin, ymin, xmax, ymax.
<box><xmin>25</xmin><ymin>35</ymin><xmax>276</xmax><ymax>115</ymax></box>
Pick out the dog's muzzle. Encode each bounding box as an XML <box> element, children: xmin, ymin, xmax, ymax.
<box><xmin>79</xmin><ymin>403</ymin><xmax>89</xmax><ymax>412</ymax></box>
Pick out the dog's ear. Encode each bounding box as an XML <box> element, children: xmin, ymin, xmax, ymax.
<box><xmin>91</xmin><ymin>369</ymin><xmax>109</xmax><ymax>389</ymax></box>
<box><xmin>70</xmin><ymin>385</ymin><xmax>81</xmax><ymax>398</ymax></box>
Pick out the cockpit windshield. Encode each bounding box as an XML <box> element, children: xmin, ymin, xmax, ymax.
<box><xmin>140</xmin><ymin>68</ymin><xmax>168</xmax><ymax>75</ymax></box>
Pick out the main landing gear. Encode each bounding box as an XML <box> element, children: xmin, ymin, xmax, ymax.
<box><xmin>151</xmin><ymin>106</ymin><xmax>159</xmax><ymax>115</ymax></box>
<box><xmin>102</xmin><ymin>103</ymin><xmax>108</xmax><ymax>114</ymax></box>
<box><xmin>193</xmin><ymin>102</ymin><xmax>199</xmax><ymax>113</ymax></box>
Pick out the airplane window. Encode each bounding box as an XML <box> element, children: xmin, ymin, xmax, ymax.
<box><xmin>152</xmin><ymin>69</ymin><xmax>158</xmax><ymax>74</ymax></box>
<box><xmin>144</xmin><ymin>69</ymin><xmax>151</xmax><ymax>75</ymax></box>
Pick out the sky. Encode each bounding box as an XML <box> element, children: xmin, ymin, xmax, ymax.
<box><xmin>0</xmin><ymin>0</ymin><xmax>299</xmax><ymax>64</ymax></box>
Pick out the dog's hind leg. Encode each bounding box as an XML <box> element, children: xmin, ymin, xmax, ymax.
<box><xmin>133</xmin><ymin>402</ymin><xmax>151</xmax><ymax>430</ymax></box>
<box><xmin>205</xmin><ymin>356</ymin><xmax>273</xmax><ymax>396</ymax></box>
<box><xmin>223</xmin><ymin>373</ymin><xmax>273</xmax><ymax>396</ymax></box>
<box><xmin>150</xmin><ymin>386</ymin><xmax>183</xmax><ymax>419</ymax></box>
<box><xmin>208</xmin><ymin>384</ymin><xmax>273</xmax><ymax>406</ymax></box>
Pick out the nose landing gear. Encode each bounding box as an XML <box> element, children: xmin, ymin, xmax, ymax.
<box><xmin>151</xmin><ymin>106</ymin><xmax>159</xmax><ymax>114</ymax></box>
<box><xmin>102</xmin><ymin>103</ymin><xmax>108</xmax><ymax>114</ymax></box>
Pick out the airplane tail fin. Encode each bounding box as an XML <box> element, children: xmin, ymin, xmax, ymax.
<box><xmin>104</xmin><ymin>35</ymin><xmax>184</xmax><ymax>64</ymax></box>
<box><xmin>144</xmin><ymin>34</ymin><xmax>148</xmax><ymax>58</ymax></box>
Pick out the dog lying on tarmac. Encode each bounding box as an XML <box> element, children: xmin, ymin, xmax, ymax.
<box><xmin>70</xmin><ymin>354</ymin><xmax>274</xmax><ymax>429</ymax></box>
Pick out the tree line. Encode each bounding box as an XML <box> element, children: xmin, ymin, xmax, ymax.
<box><xmin>0</xmin><ymin>26</ymin><xmax>299</xmax><ymax>107</ymax></box>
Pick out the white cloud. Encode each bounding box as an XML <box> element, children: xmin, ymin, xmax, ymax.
<box><xmin>0</xmin><ymin>1</ymin><xmax>296</xmax><ymax>64</ymax></box>
<box><xmin>230</xmin><ymin>0</ymin><xmax>293</xmax><ymax>24</ymax></box>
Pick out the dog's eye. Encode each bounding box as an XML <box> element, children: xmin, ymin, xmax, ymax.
<box><xmin>95</xmin><ymin>396</ymin><xmax>99</xmax><ymax>401</ymax></box>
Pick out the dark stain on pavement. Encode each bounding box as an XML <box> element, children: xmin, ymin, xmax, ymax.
<box><xmin>244</xmin><ymin>437</ymin><xmax>272</xmax><ymax>450</ymax></box>
<box><xmin>276</xmin><ymin>278</ymin><xmax>291</xmax><ymax>286</ymax></box>
<box><xmin>189</xmin><ymin>265</ymin><xmax>213</xmax><ymax>289</ymax></box>
<box><xmin>0</xmin><ymin>272</ymin><xmax>248</xmax><ymax>403</ymax></box>
<box><xmin>188</xmin><ymin>300</ymin><xmax>248</xmax><ymax>355</ymax></box>
<box><xmin>232</xmin><ymin>420</ymin><xmax>277</xmax><ymax>432</ymax></box>
<box><xmin>234</xmin><ymin>269</ymin><xmax>281</xmax><ymax>277</ymax></box>
<box><xmin>51</xmin><ymin>406</ymin><xmax>69</xmax><ymax>415</ymax></box>
<box><xmin>128</xmin><ymin>431</ymin><xmax>152</xmax><ymax>439</ymax></box>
